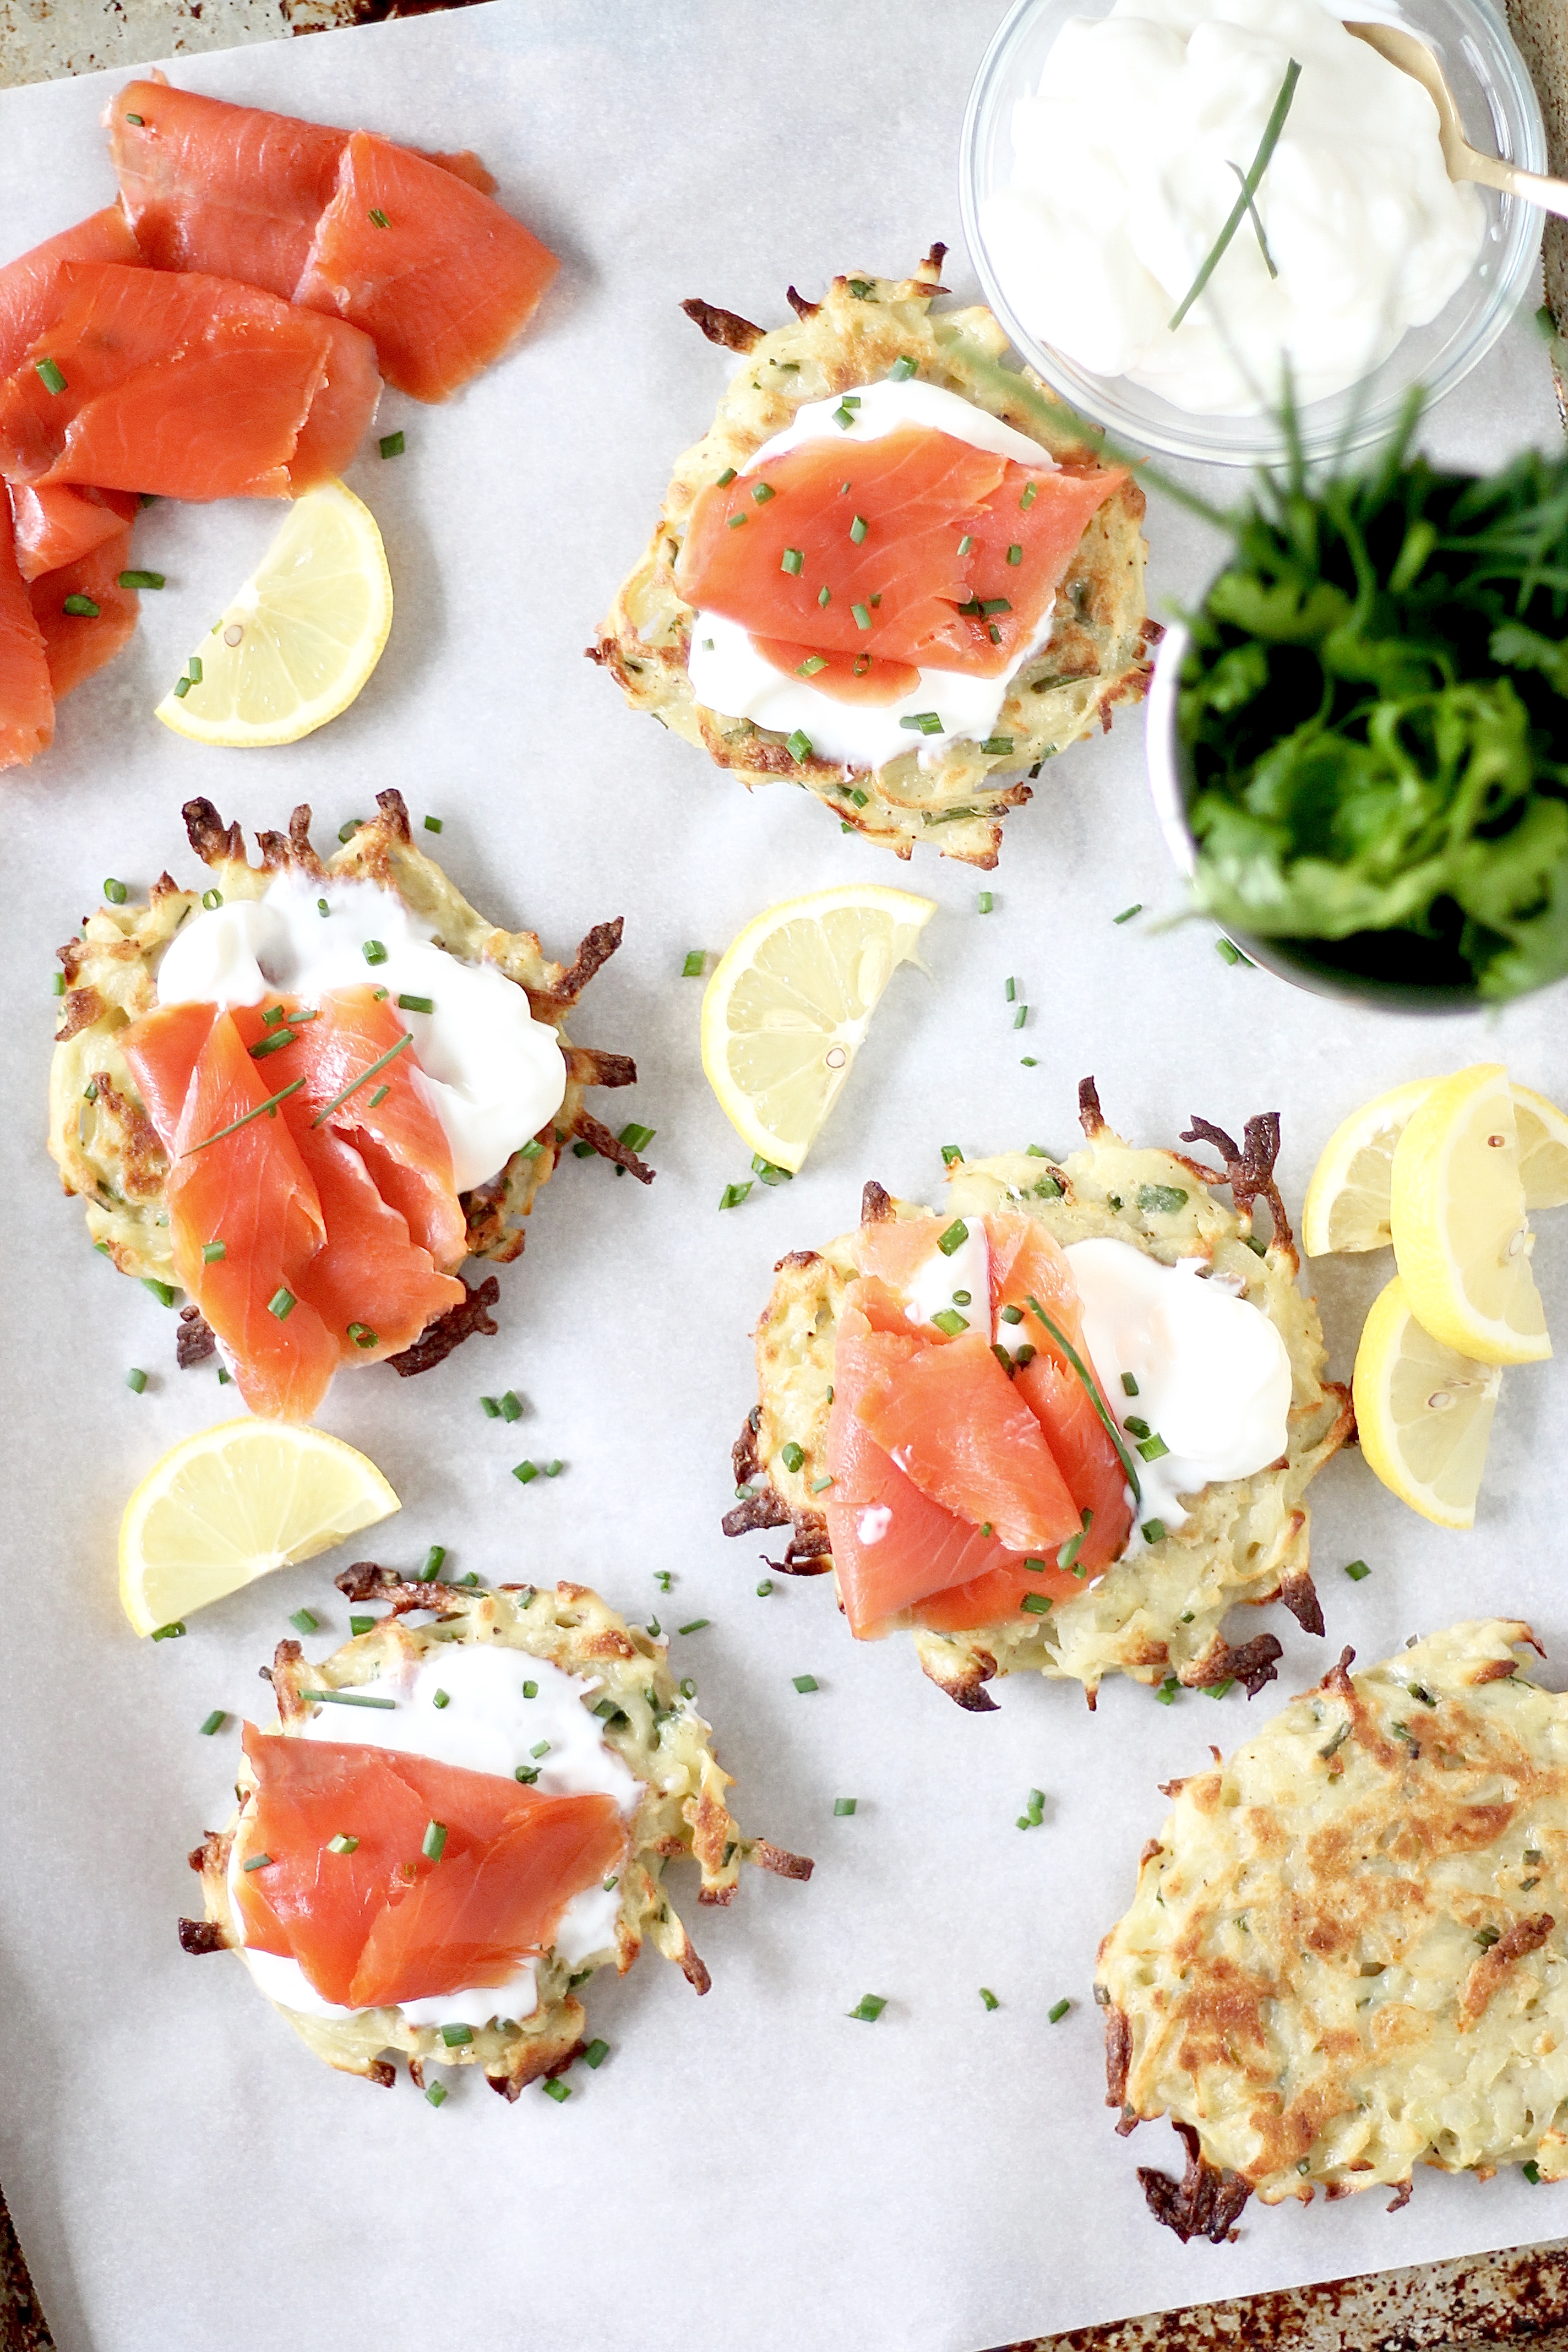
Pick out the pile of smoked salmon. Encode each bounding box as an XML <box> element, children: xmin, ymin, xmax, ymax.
<box><xmin>825</xmin><ymin>1212</ymin><xmax>1133</xmax><ymax>1635</ymax></box>
<box><xmin>0</xmin><ymin>77</ymin><xmax>558</xmax><ymax>769</ymax></box>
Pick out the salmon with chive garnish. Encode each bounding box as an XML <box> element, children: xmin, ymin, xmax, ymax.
<box><xmin>0</xmin><ymin>495</ymin><xmax>53</xmax><ymax>769</ymax></box>
<box><xmin>234</xmin><ymin>1725</ymin><xmax>627</xmax><ymax>2011</ymax></box>
<box><xmin>674</xmin><ymin>425</ymin><xmax>1126</xmax><ymax>705</ymax></box>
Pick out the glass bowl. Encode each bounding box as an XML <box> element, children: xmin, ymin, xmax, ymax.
<box><xmin>1145</xmin><ymin>622</ymin><xmax>1487</xmax><ymax>1009</ymax></box>
<box><xmin>959</xmin><ymin>0</ymin><xmax>1548</xmax><ymax>469</ymax></box>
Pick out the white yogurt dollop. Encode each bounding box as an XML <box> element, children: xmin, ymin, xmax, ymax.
<box><xmin>230</xmin><ymin>1642</ymin><xmax>641</xmax><ymax>2028</ymax></box>
<box><xmin>687</xmin><ymin>378</ymin><xmax>1061</xmax><ymax>767</ymax></box>
<box><xmin>157</xmin><ymin>872</ymin><xmax>567</xmax><ymax>1191</ymax></box>
<box><xmin>979</xmin><ymin>0</ymin><xmax>1486</xmax><ymax>416</ymax></box>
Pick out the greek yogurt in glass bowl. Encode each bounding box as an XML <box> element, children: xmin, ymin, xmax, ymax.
<box><xmin>960</xmin><ymin>0</ymin><xmax>1547</xmax><ymax>466</ymax></box>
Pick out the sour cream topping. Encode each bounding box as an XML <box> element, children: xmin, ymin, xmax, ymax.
<box><xmin>686</xmin><ymin>378</ymin><xmax>1062</xmax><ymax>768</ymax></box>
<box><xmin>156</xmin><ymin>872</ymin><xmax>567</xmax><ymax>1193</ymax></box>
<box><xmin>230</xmin><ymin>1642</ymin><xmax>642</xmax><ymax>2029</ymax></box>
<box><xmin>889</xmin><ymin>1223</ymin><xmax>1292</xmax><ymax>1551</ymax></box>
<box><xmin>979</xmin><ymin>0</ymin><xmax>1485</xmax><ymax>418</ymax></box>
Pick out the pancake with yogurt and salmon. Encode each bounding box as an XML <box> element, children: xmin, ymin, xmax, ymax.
<box><xmin>183</xmin><ymin>1575</ymin><xmax>812</xmax><ymax>2095</ymax></box>
<box><xmin>725</xmin><ymin>1079</ymin><xmax>1351</xmax><ymax>1706</ymax></box>
<box><xmin>592</xmin><ymin>249</ymin><xmax>1157</xmax><ymax>869</ymax></box>
<box><xmin>48</xmin><ymin>790</ymin><xmax>652</xmax><ymax>1417</ymax></box>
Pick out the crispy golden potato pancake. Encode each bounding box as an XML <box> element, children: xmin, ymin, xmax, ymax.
<box><xmin>592</xmin><ymin>248</ymin><xmax>1156</xmax><ymax>869</ymax></box>
<box><xmin>182</xmin><ymin>1575</ymin><xmax>810</xmax><ymax>2095</ymax></box>
<box><xmin>724</xmin><ymin>1080</ymin><xmax>1351</xmax><ymax>1706</ymax></box>
<box><xmin>48</xmin><ymin>791</ymin><xmax>650</xmax><ymax>1357</ymax></box>
<box><xmin>1100</xmin><ymin>1620</ymin><xmax>1568</xmax><ymax>2233</ymax></box>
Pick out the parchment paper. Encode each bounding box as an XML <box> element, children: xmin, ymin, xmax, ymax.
<box><xmin>1</xmin><ymin>8</ymin><xmax>1566</xmax><ymax>2348</ymax></box>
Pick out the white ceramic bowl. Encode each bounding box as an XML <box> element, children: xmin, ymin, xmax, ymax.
<box><xmin>960</xmin><ymin>0</ymin><xmax>1548</xmax><ymax>468</ymax></box>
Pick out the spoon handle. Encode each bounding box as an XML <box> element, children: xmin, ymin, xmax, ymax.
<box><xmin>1460</xmin><ymin>149</ymin><xmax>1568</xmax><ymax>220</ymax></box>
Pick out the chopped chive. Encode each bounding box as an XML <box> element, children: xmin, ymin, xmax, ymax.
<box><xmin>187</xmin><ymin>656</ymin><xmax>202</xmax><ymax>684</ymax></box>
<box><xmin>1525</xmin><ymin>2160</ymin><xmax>1543</xmax><ymax>2184</ymax></box>
<box><xmin>1124</xmin><ymin>1417</ymin><xmax>1151</xmax><ymax>1440</ymax></box>
<box><xmin>248</xmin><ymin>1027</ymin><xmax>298</xmax><ymax>1060</ymax></box>
<box><xmin>421</xmin><ymin>1820</ymin><xmax>448</xmax><ymax>1862</ymax></box>
<box><xmin>339</xmin><ymin>819</ymin><xmax>363</xmax><ymax>842</ymax></box>
<box><xmin>817</xmin><ymin>585</ymin><xmax>831</xmax><ymax>607</ymax></box>
<box><xmin>1215</xmin><ymin>937</ymin><xmax>1253</xmax><ymax>967</ymax></box>
<box><xmin>542</xmin><ymin>2078</ymin><xmax>571</xmax><ymax>2103</ymax></box>
<box><xmin>720</xmin><ymin>1181</ymin><xmax>753</xmax><ymax>1210</ymax></box>
<box><xmin>810</xmin><ymin>1474</ymin><xmax>835</xmax><ymax>1493</ymax></box>
<box><xmin>1006</xmin><ymin>543</ymin><xmax>1022</xmax><ymax>565</ymax></box>
<box><xmin>832</xmin><ymin>401</ymin><xmax>858</xmax><ymax>429</ymax></box>
<box><xmin>979</xmin><ymin>597</ymin><xmax>1012</xmax><ymax>616</ymax></box>
<box><xmin>396</xmin><ymin>993</ymin><xmax>434</xmax><ymax>1016</ymax></box>
<box><xmin>289</xmin><ymin>1608</ymin><xmax>319</xmax><ymax>1635</ymax></box>
<box><xmin>1344</xmin><ymin>1559</ymin><xmax>1371</xmax><ymax>1581</ymax></box>
<box><xmin>847</xmin><ymin>1995</ymin><xmax>886</xmax><ymax>2022</ymax></box>
<box><xmin>1121</xmin><ymin>1372</ymin><xmax>1139</xmax><ymax>1396</ymax></box>
<box><xmin>431</xmin><ymin>1689</ymin><xmax>451</xmax><ymax>1711</ymax></box>
<box><xmin>999</xmin><ymin>1303</ymin><xmax>1023</xmax><ymax>1325</ymax></box>
<box><xmin>1136</xmin><ymin>1433</ymin><xmax>1170</xmax><ymax>1462</ymax></box>
<box><xmin>266</xmin><ymin>1286</ymin><xmax>295</xmax><ymax>1321</ymax></box>
<box><xmin>349</xmin><ymin>1615</ymin><xmax>375</xmax><ymax>1636</ymax></box>
<box><xmin>977</xmin><ymin>890</ymin><xmax>994</xmax><ymax>913</ymax></box>
<box><xmin>368</xmin><ymin>205</ymin><xmax>391</xmax><ymax>228</ymax></box>
<box><xmin>1169</xmin><ymin>56</ymin><xmax>1302</xmax><ymax>328</ymax></box>
<box><xmin>142</xmin><ymin>1278</ymin><xmax>176</xmax><ymax>1306</ymax></box>
<box><xmin>519</xmin><ymin>1139</ymin><xmax>543</xmax><ymax>1160</ymax></box>
<box><xmin>847</xmin><ymin>280</ymin><xmax>874</xmax><ymax>298</ymax></box>
<box><xmin>780</xmin><ymin>547</ymin><xmax>804</xmax><ymax>576</ymax></box>
<box><xmin>118</xmin><ymin>568</ymin><xmax>165</xmax><ymax>591</ymax></box>
<box><xmin>125</xmin><ymin>1366</ymin><xmax>147</xmax><ymax>1393</ymax></box>
<box><xmin>678</xmin><ymin>1620</ymin><xmax>710</xmax><ymax>1638</ymax></box>
<box><xmin>979</xmin><ymin>1986</ymin><xmax>1000</xmax><ymax>2011</ymax></box>
<box><xmin>1156</xmin><ymin>1676</ymin><xmax>1180</xmax><ymax>1704</ymax></box>
<box><xmin>656</xmin><ymin>1571</ymin><xmax>673</xmax><ymax>1592</ymax></box>
<box><xmin>262</xmin><ymin>1004</ymin><xmax>288</xmax><ymax>1031</ymax></box>
<box><xmin>714</xmin><ymin>466</ymin><xmax>737</xmax><ymax>489</ymax></box>
<box><xmin>498</xmin><ymin>1391</ymin><xmax>524</xmax><ymax>1422</ymax></box>
<box><xmin>850</xmin><ymin>602</ymin><xmax>872</xmax><ymax>633</ymax></box>
<box><xmin>889</xmin><ymin>354</ymin><xmax>917</xmax><ymax>380</ymax></box>
<box><xmin>936</xmin><ymin>1219</ymin><xmax>968</xmax><ymax>1256</ymax></box>
<box><xmin>1005</xmin><ymin>977</ymin><xmax>1017</xmax><ymax>1003</ymax></box>
<box><xmin>308</xmin><ymin>1030</ymin><xmax>411</xmax><ymax>1125</ymax></box>
<box><xmin>941</xmin><ymin>1144</ymin><xmax>964</xmax><ymax>1166</ymax></box>
<box><xmin>583</xmin><ymin>2037</ymin><xmax>611</xmax><ymax>2070</ymax></box>
<box><xmin>750</xmin><ymin>1152</ymin><xmax>791</xmax><ymax>1185</ymax></box>
<box><xmin>1048</xmin><ymin>1998</ymin><xmax>1071</xmax><ymax>2024</ymax></box>
<box><xmin>424</xmin><ymin>2082</ymin><xmax>448</xmax><ymax>2108</ymax></box>
<box><xmin>242</xmin><ymin>1853</ymin><xmax>274</xmax><ymax>1872</ymax></box>
<box><xmin>793</xmin><ymin>1674</ymin><xmax>818</xmax><ymax>1694</ymax></box>
<box><xmin>172</xmin><ymin>677</ymin><xmax>193</xmax><ymax>698</ymax></box>
<box><xmin>545</xmin><ymin>1458</ymin><xmax>564</xmax><ymax>1478</ymax></box>
<box><xmin>367</xmin><ymin>1085</ymin><xmax>390</xmax><ymax>1109</ymax></box>
<box><xmin>362</xmin><ymin>939</ymin><xmax>388</xmax><ymax>966</ymax></box>
<box><xmin>780</xmin><ymin>1441</ymin><xmax>805</xmax><ymax>1473</ymax></box>
<box><xmin>849</xmin><ymin>514</ymin><xmax>868</xmax><ymax>544</ymax></box>
<box><xmin>35</xmin><ymin>357</ymin><xmax>67</xmax><ymax>394</ymax></box>
<box><xmin>102</xmin><ymin>876</ymin><xmax>129</xmax><ymax>907</ymax></box>
<box><xmin>151</xmin><ymin>1621</ymin><xmax>186</xmax><ymax>1641</ymax></box>
<box><xmin>931</xmin><ymin>1308</ymin><xmax>968</xmax><ymax>1336</ymax></box>
<box><xmin>52</xmin><ymin>973</ymin><xmax>65</xmax><ymax>996</ymax></box>
<box><xmin>1114</xmin><ymin>903</ymin><xmax>1142</xmax><ymax>924</ymax></box>
<box><xmin>980</xmin><ymin>737</ymin><xmax>1014</xmax><ymax>756</ymax></box>
<box><xmin>1021</xmin><ymin>1593</ymin><xmax>1052</xmax><ymax>1615</ymax></box>
<box><xmin>784</xmin><ymin>729</ymin><xmax>813</xmax><ymax>765</ymax></box>
<box><xmin>1019</xmin><ymin>480</ymin><xmax>1038</xmax><ymax>510</ymax></box>
<box><xmin>682</xmin><ymin>949</ymin><xmax>706</xmax><ymax>977</ymax></box>
<box><xmin>480</xmin><ymin>1395</ymin><xmax>500</xmax><ymax>1418</ymax></box>
<box><xmin>301</xmin><ymin>1689</ymin><xmax>396</xmax><ymax>1709</ymax></box>
<box><xmin>1204</xmin><ymin>1679</ymin><xmax>1235</xmax><ymax>1701</ymax></box>
<box><xmin>346</xmin><ymin>1322</ymin><xmax>378</xmax><ymax>1349</ymax></box>
<box><xmin>514</xmin><ymin>1460</ymin><xmax>538</xmax><ymax>1484</ymax></box>
<box><xmin>678</xmin><ymin>1676</ymin><xmax>696</xmax><ymax>1698</ymax></box>
<box><xmin>328</xmin><ymin>1833</ymin><xmax>360</xmax><ymax>1855</ymax></box>
<box><xmin>1022</xmin><ymin>1558</ymin><xmax>1046</xmax><ymax>1574</ymax></box>
<box><xmin>899</xmin><ymin>711</ymin><xmax>943</xmax><ymax>734</ymax></box>
<box><xmin>1021</xmin><ymin>1056</ymin><xmax>1038</xmax><ymax>1067</ymax></box>
<box><xmin>727</xmin><ymin>513</ymin><xmax>747</xmax><ymax>530</ymax></box>
<box><xmin>126</xmin><ymin>111</ymin><xmax>144</xmax><ymax>123</ymax></box>
<box><xmin>199</xmin><ymin>1710</ymin><xmax>226</xmax><ymax>1736</ymax></box>
<box><xmin>422</xmin><ymin>1545</ymin><xmax>447</xmax><ymax>1580</ymax></box>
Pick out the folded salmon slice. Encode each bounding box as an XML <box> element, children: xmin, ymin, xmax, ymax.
<box><xmin>0</xmin><ymin>496</ymin><xmax>52</xmax><ymax>768</ymax></box>
<box><xmin>31</xmin><ymin>513</ymin><xmax>140</xmax><ymax>701</ymax></box>
<box><xmin>676</xmin><ymin>426</ymin><xmax>1127</xmax><ymax>696</ymax></box>
<box><xmin>0</xmin><ymin>204</ymin><xmax>141</xmax><ymax>377</ymax></box>
<box><xmin>9</xmin><ymin>482</ymin><xmax>136</xmax><ymax>582</ymax></box>
<box><xmin>0</xmin><ymin>262</ymin><xmax>379</xmax><ymax>499</ymax></box>
<box><xmin>294</xmin><ymin>131</ymin><xmax>559</xmax><ymax>401</ymax></box>
<box><xmin>235</xmin><ymin>1727</ymin><xmax>627</xmax><ymax>2011</ymax></box>
<box><xmin>110</xmin><ymin>80</ymin><xmax>557</xmax><ymax>401</ymax></box>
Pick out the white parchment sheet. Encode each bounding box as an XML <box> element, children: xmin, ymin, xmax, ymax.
<box><xmin>1</xmin><ymin>7</ymin><xmax>1566</xmax><ymax>2348</ymax></box>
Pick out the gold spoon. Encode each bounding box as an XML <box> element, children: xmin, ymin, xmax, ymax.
<box><xmin>1347</xmin><ymin>20</ymin><xmax>1568</xmax><ymax>217</ymax></box>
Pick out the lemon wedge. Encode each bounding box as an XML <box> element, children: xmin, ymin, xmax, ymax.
<box><xmin>1302</xmin><ymin>1076</ymin><xmax>1438</xmax><ymax>1256</ymax></box>
<box><xmin>1352</xmin><ymin>1275</ymin><xmax>1501</xmax><ymax>1529</ymax></box>
<box><xmin>155</xmin><ymin>478</ymin><xmax>392</xmax><ymax>748</ymax></box>
<box><xmin>1305</xmin><ymin>1073</ymin><xmax>1568</xmax><ymax>1254</ymax></box>
<box><xmin>119</xmin><ymin>1419</ymin><xmax>400</xmax><ymax>1636</ymax></box>
<box><xmin>700</xmin><ymin>885</ymin><xmax>935</xmax><ymax>1173</ymax></box>
<box><xmin>1389</xmin><ymin>1063</ymin><xmax>1550</xmax><ymax>1365</ymax></box>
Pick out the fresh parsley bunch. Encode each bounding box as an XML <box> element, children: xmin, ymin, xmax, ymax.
<box><xmin>1180</xmin><ymin>400</ymin><xmax>1568</xmax><ymax>999</ymax></box>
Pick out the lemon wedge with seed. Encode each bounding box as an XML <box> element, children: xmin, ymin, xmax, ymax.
<box><xmin>1352</xmin><ymin>1276</ymin><xmax>1501</xmax><ymax>1529</ymax></box>
<box><xmin>119</xmin><ymin>1419</ymin><xmax>400</xmax><ymax>1635</ymax></box>
<box><xmin>1389</xmin><ymin>1064</ymin><xmax>1550</xmax><ymax>1366</ymax></box>
<box><xmin>701</xmin><ymin>885</ymin><xmax>936</xmax><ymax>1173</ymax></box>
<box><xmin>1304</xmin><ymin>1072</ymin><xmax>1568</xmax><ymax>1255</ymax></box>
<box><xmin>155</xmin><ymin>478</ymin><xmax>393</xmax><ymax>748</ymax></box>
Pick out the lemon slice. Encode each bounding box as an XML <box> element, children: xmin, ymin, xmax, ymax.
<box><xmin>119</xmin><ymin>1419</ymin><xmax>400</xmax><ymax>1636</ymax></box>
<box><xmin>1389</xmin><ymin>1063</ymin><xmax>1550</xmax><ymax>1365</ymax></box>
<box><xmin>1352</xmin><ymin>1275</ymin><xmax>1501</xmax><ymax>1528</ymax></box>
<box><xmin>155</xmin><ymin>478</ymin><xmax>393</xmax><ymax>748</ymax></box>
<box><xmin>700</xmin><ymin>885</ymin><xmax>936</xmax><ymax>1172</ymax></box>
<box><xmin>1305</xmin><ymin>1074</ymin><xmax>1568</xmax><ymax>1254</ymax></box>
<box><xmin>1515</xmin><ymin>1082</ymin><xmax>1568</xmax><ymax>1211</ymax></box>
<box><xmin>1302</xmin><ymin>1076</ymin><xmax>1438</xmax><ymax>1256</ymax></box>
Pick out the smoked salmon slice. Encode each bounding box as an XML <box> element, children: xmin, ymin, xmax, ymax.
<box><xmin>120</xmin><ymin>991</ymin><xmax>466</xmax><ymax>1417</ymax></box>
<box><xmin>9</xmin><ymin>482</ymin><xmax>137</xmax><ymax>582</ymax></box>
<box><xmin>30</xmin><ymin>513</ymin><xmax>140</xmax><ymax>702</ymax></box>
<box><xmin>0</xmin><ymin>204</ymin><xmax>141</xmax><ymax>377</ymax></box>
<box><xmin>109</xmin><ymin>80</ymin><xmax>558</xmax><ymax>402</ymax></box>
<box><xmin>235</xmin><ymin>1727</ymin><xmax>627</xmax><ymax>2011</ymax></box>
<box><xmin>0</xmin><ymin>497</ymin><xmax>52</xmax><ymax>769</ymax></box>
<box><xmin>675</xmin><ymin>427</ymin><xmax>1126</xmax><ymax>697</ymax></box>
<box><xmin>293</xmin><ymin>130</ymin><xmax>559</xmax><ymax>402</ymax></box>
<box><xmin>0</xmin><ymin>262</ymin><xmax>380</xmax><ymax>500</ymax></box>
